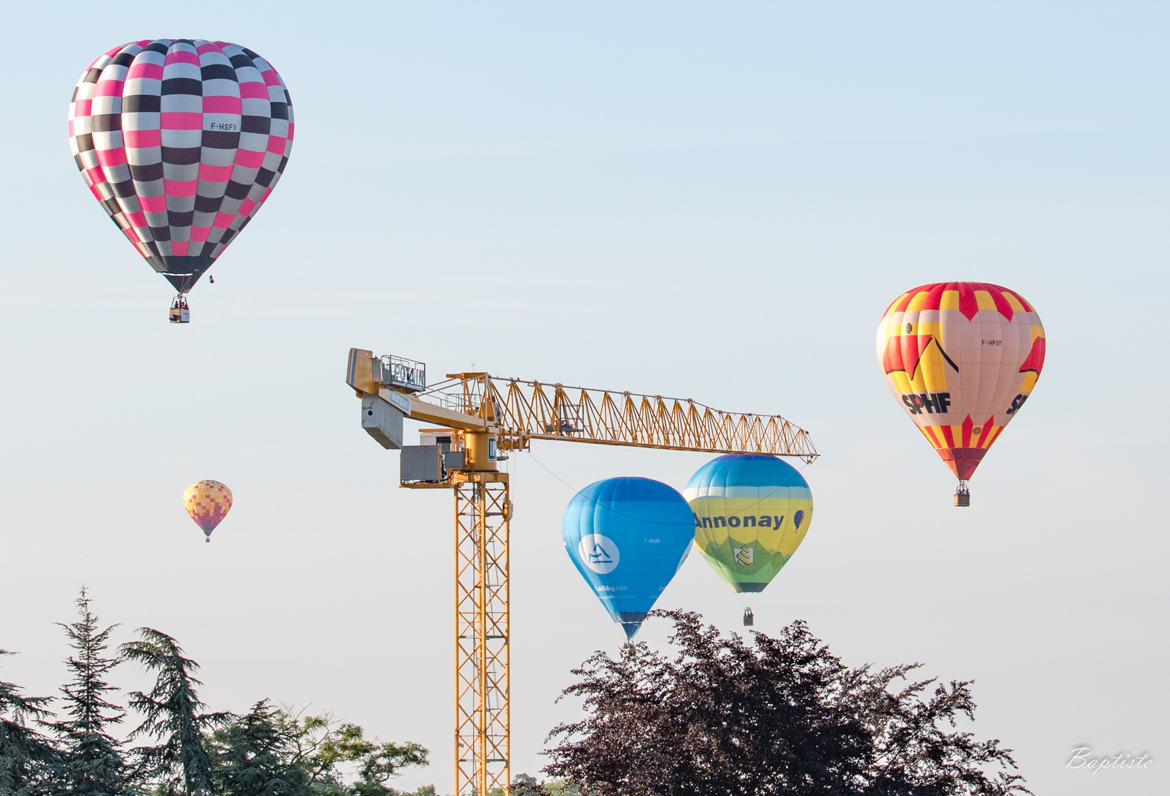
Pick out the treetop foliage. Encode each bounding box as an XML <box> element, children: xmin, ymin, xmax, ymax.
<box><xmin>544</xmin><ymin>610</ymin><xmax>1030</xmax><ymax>796</ymax></box>
<box><xmin>2</xmin><ymin>593</ymin><xmax>1031</xmax><ymax>796</ymax></box>
<box><xmin>0</xmin><ymin>649</ymin><xmax>59</xmax><ymax>795</ymax></box>
<box><xmin>1</xmin><ymin>589</ymin><xmax>431</xmax><ymax>796</ymax></box>
<box><xmin>50</xmin><ymin>587</ymin><xmax>132</xmax><ymax>795</ymax></box>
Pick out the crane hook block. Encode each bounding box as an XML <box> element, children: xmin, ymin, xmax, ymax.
<box><xmin>361</xmin><ymin>395</ymin><xmax>404</xmax><ymax>450</ymax></box>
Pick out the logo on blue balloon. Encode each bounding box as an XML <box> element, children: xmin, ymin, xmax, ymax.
<box><xmin>563</xmin><ymin>477</ymin><xmax>695</xmax><ymax>638</ymax></box>
<box><xmin>578</xmin><ymin>534</ymin><xmax>620</xmax><ymax>574</ymax></box>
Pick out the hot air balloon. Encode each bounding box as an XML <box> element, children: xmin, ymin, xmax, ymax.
<box><xmin>684</xmin><ymin>455</ymin><xmax>814</xmax><ymax>626</ymax></box>
<box><xmin>562</xmin><ymin>477</ymin><xmax>693</xmax><ymax>639</ymax></box>
<box><xmin>183</xmin><ymin>480</ymin><xmax>233</xmax><ymax>542</ymax></box>
<box><xmin>876</xmin><ymin>282</ymin><xmax>1046</xmax><ymax>505</ymax></box>
<box><xmin>67</xmin><ymin>39</ymin><xmax>295</xmax><ymax>323</ymax></box>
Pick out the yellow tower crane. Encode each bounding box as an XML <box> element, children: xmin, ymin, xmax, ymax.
<box><xmin>345</xmin><ymin>348</ymin><xmax>819</xmax><ymax>796</ymax></box>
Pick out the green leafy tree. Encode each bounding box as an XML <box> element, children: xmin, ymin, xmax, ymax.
<box><xmin>507</xmin><ymin>774</ymin><xmax>547</xmax><ymax>796</ymax></box>
<box><xmin>49</xmin><ymin>588</ymin><xmax>131</xmax><ymax>795</ymax></box>
<box><xmin>0</xmin><ymin>650</ymin><xmax>60</xmax><ymax>795</ymax></box>
<box><xmin>545</xmin><ymin>610</ymin><xmax>1030</xmax><ymax>796</ymax></box>
<box><xmin>294</xmin><ymin>714</ymin><xmax>428</xmax><ymax>795</ymax></box>
<box><xmin>119</xmin><ymin>628</ymin><xmax>227</xmax><ymax>795</ymax></box>
<box><xmin>395</xmin><ymin>786</ymin><xmax>436</xmax><ymax>796</ymax></box>
<box><xmin>207</xmin><ymin>700</ymin><xmax>311</xmax><ymax>795</ymax></box>
<box><xmin>207</xmin><ymin>703</ymin><xmax>428</xmax><ymax>796</ymax></box>
<box><xmin>507</xmin><ymin>774</ymin><xmax>580</xmax><ymax>795</ymax></box>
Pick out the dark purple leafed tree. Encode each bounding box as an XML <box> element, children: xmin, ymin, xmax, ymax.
<box><xmin>545</xmin><ymin>610</ymin><xmax>1031</xmax><ymax>796</ymax></box>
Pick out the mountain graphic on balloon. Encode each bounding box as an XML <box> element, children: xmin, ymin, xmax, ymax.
<box><xmin>881</xmin><ymin>335</ymin><xmax>959</xmax><ymax>380</ymax></box>
<box><xmin>586</xmin><ymin>543</ymin><xmax>614</xmax><ymax>565</ymax></box>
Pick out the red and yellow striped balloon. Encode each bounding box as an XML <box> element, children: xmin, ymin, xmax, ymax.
<box><xmin>876</xmin><ymin>282</ymin><xmax>1045</xmax><ymax>498</ymax></box>
<box><xmin>182</xmin><ymin>480</ymin><xmax>233</xmax><ymax>542</ymax></box>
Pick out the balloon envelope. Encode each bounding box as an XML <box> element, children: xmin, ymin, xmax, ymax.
<box><xmin>876</xmin><ymin>282</ymin><xmax>1046</xmax><ymax>482</ymax></box>
<box><xmin>183</xmin><ymin>480</ymin><xmax>233</xmax><ymax>541</ymax></box>
<box><xmin>67</xmin><ymin>39</ymin><xmax>294</xmax><ymax>293</ymax></box>
<box><xmin>684</xmin><ymin>455</ymin><xmax>813</xmax><ymax>594</ymax></box>
<box><xmin>562</xmin><ymin>477</ymin><xmax>693</xmax><ymax>638</ymax></box>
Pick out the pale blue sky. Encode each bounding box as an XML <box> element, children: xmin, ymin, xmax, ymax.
<box><xmin>2</xmin><ymin>3</ymin><xmax>1167</xmax><ymax>793</ymax></box>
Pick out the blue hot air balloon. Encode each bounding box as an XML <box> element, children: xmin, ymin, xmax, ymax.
<box><xmin>562</xmin><ymin>477</ymin><xmax>694</xmax><ymax>639</ymax></box>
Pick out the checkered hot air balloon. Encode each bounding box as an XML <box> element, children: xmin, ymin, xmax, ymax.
<box><xmin>876</xmin><ymin>282</ymin><xmax>1046</xmax><ymax>506</ymax></box>
<box><xmin>183</xmin><ymin>480</ymin><xmax>233</xmax><ymax>542</ymax></box>
<box><xmin>67</xmin><ymin>39</ymin><xmax>294</xmax><ymax>322</ymax></box>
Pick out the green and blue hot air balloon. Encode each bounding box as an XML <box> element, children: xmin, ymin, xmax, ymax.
<box><xmin>684</xmin><ymin>455</ymin><xmax>814</xmax><ymax>624</ymax></box>
<box><xmin>562</xmin><ymin>477</ymin><xmax>694</xmax><ymax>639</ymax></box>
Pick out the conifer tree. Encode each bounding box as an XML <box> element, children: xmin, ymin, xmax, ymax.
<box><xmin>51</xmin><ymin>587</ymin><xmax>130</xmax><ymax>795</ymax></box>
<box><xmin>0</xmin><ymin>650</ymin><xmax>60</xmax><ymax>795</ymax></box>
<box><xmin>119</xmin><ymin>628</ymin><xmax>226</xmax><ymax>795</ymax></box>
<box><xmin>206</xmin><ymin>700</ymin><xmax>311</xmax><ymax>795</ymax></box>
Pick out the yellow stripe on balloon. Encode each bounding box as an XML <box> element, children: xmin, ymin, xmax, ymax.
<box><xmin>1004</xmin><ymin>292</ymin><xmax>1026</xmax><ymax>312</ymax></box>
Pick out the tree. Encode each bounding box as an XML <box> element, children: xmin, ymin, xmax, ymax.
<box><xmin>50</xmin><ymin>587</ymin><xmax>131</xmax><ymax>795</ymax></box>
<box><xmin>545</xmin><ymin>610</ymin><xmax>1030</xmax><ymax>796</ymax></box>
<box><xmin>395</xmin><ymin>787</ymin><xmax>436</xmax><ymax>796</ymax></box>
<box><xmin>119</xmin><ymin>628</ymin><xmax>227</xmax><ymax>795</ymax></box>
<box><xmin>508</xmin><ymin>773</ymin><xmax>580</xmax><ymax>796</ymax></box>
<box><xmin>207</xmin><ymin>703</ymin><xmax>429</xmax><ymax>796</ymax></box>
<box><xmin>0</xmin><ymin>650</ymin><xmax>60</xmax><ymax>795</ymax></box>
<box><xmin>207</xmin><ymin>700</ymin><xmax>311</xmax><ymax>795</ymax></box>
<box><xmin>293</xmin><ymin>713</ymin><xmax>428</xmax><ymax>795</ymax></box>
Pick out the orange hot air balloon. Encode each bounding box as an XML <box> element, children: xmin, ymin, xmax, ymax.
<box><xmin>876</xmin><ymin>282</ymin><xmax>1045</xmax><ymax>505</ymax></box>
<box><xmin>182</xmin><ymin>480</ymin><xmax>233</xmax><ymax>542</ymax></box>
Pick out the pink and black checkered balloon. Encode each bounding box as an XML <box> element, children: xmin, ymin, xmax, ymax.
<box><xmin>68</xmin><ymin>39</ymin><xmax>294</xmax><ymax>293</ymax></box>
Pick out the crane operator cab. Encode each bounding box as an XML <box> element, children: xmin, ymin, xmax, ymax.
<box><xmin>169</xmin><ymin>294</ymin><xmax>190</xmax><ymax>324</ymax></box>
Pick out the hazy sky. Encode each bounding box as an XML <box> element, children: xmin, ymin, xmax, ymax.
<box><xmin>2</xmin><ymin>2</ymin><xmax>1167</xmax><ymax>794</ymax></box>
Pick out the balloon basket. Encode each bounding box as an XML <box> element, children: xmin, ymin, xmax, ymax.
<box><xmin>743</xmin><ymin>607</ymin><xmax>754</xmax><ymax>627</ymax></box>
<box><xmin>169</xmin><ymin>294</ymin><xmax>190</xmax><ymax>324</ymax></box>
<box><xmin>953</xmin><ymin>482</ymin><xmax>971</xmax><ymax>507</ymax></box>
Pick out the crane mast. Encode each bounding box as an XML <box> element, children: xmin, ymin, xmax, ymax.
<box><xmin>345</xmin><ymin>348</ymin><xmax>818</xmax><ymax>795</ymax></box>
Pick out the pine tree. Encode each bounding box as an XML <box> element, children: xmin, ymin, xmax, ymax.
<box><xmin>207</xmin><ymin>704</ymin><xmax>429</xmax><ymax>796</ymax></box>
<box><xmin>50</xmin><ymin>588</ymin><xmax>130</xmax><ymax>795</ymax></box>
<box><xmin>119</xmin><ymin>628</ymin><xmax>226</xmax><ymax>795</ymax></box>
<box><xmin>206</xmin><ymin>700</ymin><xmax>311</xmax><ymax>795</ymax></box>
<box><xmin>0</xmin><ymin>650</ymin><xmax>60</xmax><ymax>795</ymax></box>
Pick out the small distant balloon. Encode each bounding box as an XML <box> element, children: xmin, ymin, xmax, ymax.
<box><xmin>183</xmin><ymin>480</ymin><xmax>232</xmax><ymax>542</ymax></box>
<box><xmin>684</xmin><ymin>455</ymin><xmax>814</xmax><ymax>596</ymax></box>
<box><xmin>562</xmin><ymin>477</ymin><xmax>693</xmax><ymax>639</ymax></box>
